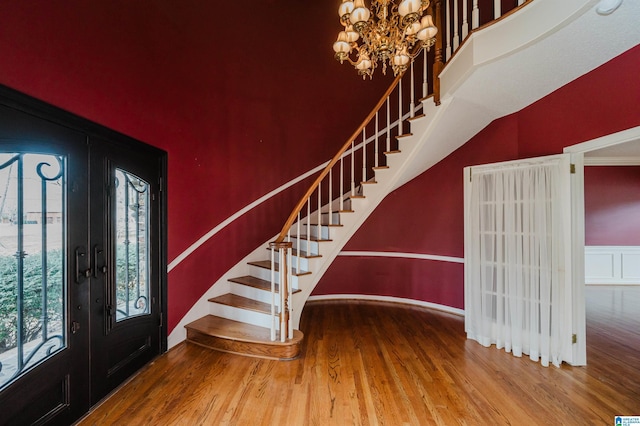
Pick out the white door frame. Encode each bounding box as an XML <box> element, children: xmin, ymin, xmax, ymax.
<box><xmin>563</xmin><ymin>124</ymin><xmax>640</xmax><ymax>366</ymax></box>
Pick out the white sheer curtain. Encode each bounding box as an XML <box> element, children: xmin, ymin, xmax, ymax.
<box><xmin>464</xmin><ymin>155</ymin><xmax>571</xmax><ymax>367</ymax></box>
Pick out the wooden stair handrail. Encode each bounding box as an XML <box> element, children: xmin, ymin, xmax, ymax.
<box><xmin>275</xmin><ymin>1</ymin><xmax>445</xmax><ymax>244</ymax></box>
<box><xmin>274</xmin><ymin>72</ymin><xmax>404</xmax><ymax>244</ymax></box>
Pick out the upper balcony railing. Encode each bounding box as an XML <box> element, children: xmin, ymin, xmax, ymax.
<box><xmin>269</xmin><ymin>0</ymin><xmax>531</xmax><ymax>342</ymax></box>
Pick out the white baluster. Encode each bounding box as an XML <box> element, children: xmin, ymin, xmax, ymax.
<box><xmin>306</xmin><ymin>198</ymin><xmax>311</xmax><ymax>254</ymax></box>
<box><xmin>351</xmin><ymin>140</ymin><xmax>355</xmax><ymax>196</ymax></box>
<box><xmin>296</xmin><ymin>212</ymin><xmax>301</xmax><ymax>272</ymax></box>
<box><xmin>398</xmin><ymin>79</ymin><xmax>403</xmax><ymax>135</ymax></box>
<box><xmin>462</xmin><ymin>0</ymin><xmax>469</xmax><ymax>40</ymax></box>
<box><xmin>423</xmin><ymin>51</ymin><xmax>428</xmax><ymax>99</ymax></box>
<box><xmin>317</xmin><ymin>181</ymin><xmax>321</xmax><ymax>234</ymax></box>
<box><xmin>445</xmin><ymin>0</ymin><xmax>452</xmax><ymax>60</ymax></box>
<box><xmin>374</xmin><ymin>112</ymin><xmax>379</xmax><ymax>168</ymax></box>
<box><xmin>340</xmin><ymin>156</ymin><xmax>344</xmax><ymax>211</ymax></box>
<box><xmin>329</xmin><ymin>168</ymin><xmax>333</xmax><ymax>225</ymax></box>
<box><xmin>472</xmin><ymin>0</ymin><xmax>480</xmax><ymax>29</ymax></box>
<box><xmin>494</xmin><ymin>0</ymin><xmax>501</xmax><ymax>19</ymax></box>
<box><xmin>362</xmin><ymin>127</ymin><xmax>367</xmax><ymax>184</ymax></box>
<box><xmin>386</xmin><ymin>96</ymin><xmax>391</xmax><ymax>153</ymax></box>
<box><xmin>270</xmin><ymin>245</ymin><xmax>276</xmax><ymax>341</ymax></box>
<box><xmin>453</xmin><ymin>0</ymin><xmax>460</xmax><ymax>51</ymax></box>
<box><xmin>410</xmin><ymin>61</ymin><xmax>415</xmax><ymax>118</ymax></box>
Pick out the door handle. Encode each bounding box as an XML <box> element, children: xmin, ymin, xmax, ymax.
<box><xmin>93</xmin><ymin>245</ymin><xmax>107</xmax><ymax>278</ymax></box>
<box><xmin>75</xmin><ymin>246</ymin><xmax>92</xmax><ymax>284</ymax></box>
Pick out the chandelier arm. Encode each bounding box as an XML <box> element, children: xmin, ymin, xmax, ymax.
<box><xmin>408</xmin><ymin>41</ymin><xmax>426</xmax><ymax>59</ymax></box>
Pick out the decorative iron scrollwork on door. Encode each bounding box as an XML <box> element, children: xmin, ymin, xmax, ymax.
<box><xmin>113</xmin><ymin>169</ymin><xmax>150</xmax><ymax>322</ymax></box>
<box><xmin>0</xmin><ymin>153</ymin><xmax>66</xmax><ymax>390</ymax></box>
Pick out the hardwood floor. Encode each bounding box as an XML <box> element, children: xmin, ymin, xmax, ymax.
<box><xmin>77</xmin><ymin>286</ymin><xmax>640</xmax><ymax>425</ymax></box>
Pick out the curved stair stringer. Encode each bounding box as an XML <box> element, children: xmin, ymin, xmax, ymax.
<box><xmin>168</xmin><ymin>234</ymin><xmax>283</xmax><ymax>348</ymax></box>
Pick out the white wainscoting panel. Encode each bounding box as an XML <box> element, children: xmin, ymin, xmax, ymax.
<box><xmin>585</xmin><ymin>246</ymin><xmax>640</xmax><ymax>285</ymax></box>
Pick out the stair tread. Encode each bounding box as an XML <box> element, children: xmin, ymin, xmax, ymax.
<box><xmin>228</xmin><ymin>275</ymin><xmax>303</xmax><ymax>293</ymax></box>
<box><xmin>419</xmin><ymin>93</ymin><xmax>434</xmax><ymax>103</ymax></box>
<box><xmin>268</xmin><ymin>247</ymin><xmax>323</xmax><ymax>258</ymax></box>
<box><xmin>396</xmin><ymin>133</ymin><xmax>413</xmax><ymax>139</ymax></box>
<box><xmin>408</xmin><ymin>113</ymin><xmax>426</xmax><ymax>121</ymax></box>
<box><xmin>384</xmin><ymin>150</ymin><xmax>401</xmax><ymax>154</ymax></box>
<box><xmin>248</xmin><ymin>260</ymin><xmax>312</xmax><ymax>276</ymax></box>
<box><xmin>186</xmin><ymin>315</ymin><xmax>303</xmax><ymax>346</ymax></box>
<box><xmin>308</xmin><ymin>222</ymin><xmax>342</xmax><ymax>227</ymax></box>
<box><xmin>208</xmin><ymin>293</ymin><xmax>272</xmax><ymax>313</ymax></box>
<box><xmin>289</xmin><ymin>235</ymin><xmax>332</xmax><ymax>242</ymax></box>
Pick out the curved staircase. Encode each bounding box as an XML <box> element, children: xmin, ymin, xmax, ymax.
<box><xmin>181</xmin><ymin>0</ymin><xmax>640</xmax><ymax>359</ymax></box>
<box><xmin>186</xmin><ymin>92</ymin><xmax>440</xmax><ymax>358</ymax></box>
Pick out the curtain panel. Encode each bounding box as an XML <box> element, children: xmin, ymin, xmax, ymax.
<box><xmin>464</xmin><ymin>156</ymin><xmax>571</xmax><ymax>367</ymax></box>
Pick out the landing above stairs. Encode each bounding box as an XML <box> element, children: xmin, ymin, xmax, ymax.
<box><xmin>185</xmin><ymin>315</ymin><xmax>304</xmax><ymax>361</ymax></box>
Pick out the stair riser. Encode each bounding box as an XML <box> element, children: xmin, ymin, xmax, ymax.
<box><xmin>266</xmin><ymin>250</ymin><xmax>311</xmax><ymax>272</ymax></box>
<box><xmin>187</xmin><ymin>330</ymin><xmax>301</xmax><ymax>360</ymax></box>
<box><xmin>291</xmin><ymin>221</ymin><xmax>333</xmax><ymax>238</ymax></box>
<box><xmin>323</xmin><ymin>198</ymin><xmax>352</xmax><ymax>214</ymax></box>
<box><xmin>316</xmin><ymin>211</ymin><xmax>342</xmax><ymax>225</ymax></box>
<box><xmin>408</xmin><ymin>114</ymin><xmax>430</xmax><ymax>136</ymax></box>
<box><xmin>209</xmin><ymin>303</ymin><xmax>278</xmax><ymax>330</ymax></box>
<box><xmin>250</xmin><ymin>265</ymin><xmax>301</xmax><ymax>288</ymax></box>
<box><xmin>229</xmin><ymin>282</ymin><xmax>282</xmax><ymax>307</ymax></box>
<box><xmin>308</xmin><ymin>224</ymin><xmax>330</xmax><ymax>239</ymax></box>
<box><xmin>274</xmin><ymin>254</ymin><xmax>309</xmax><ymax>272</ymax></box>
<box><xmin>291</xmin><ymin>239</ymin><xmax>320</xmax><ymax>256</ymax></box>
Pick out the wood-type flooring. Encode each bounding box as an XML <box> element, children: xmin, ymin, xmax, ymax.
<box><xmin>77</xmin><ymin>285</ymin><xmax>640</xmax><ymax>425</ymax></box>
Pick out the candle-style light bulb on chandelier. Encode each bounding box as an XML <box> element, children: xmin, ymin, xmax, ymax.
<box><xmin>333</xmin><ymin>0</ymin><xmax>438</xmax><ymax>79</ymax></box>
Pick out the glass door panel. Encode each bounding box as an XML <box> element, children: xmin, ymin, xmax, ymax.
<box><xmin>89</xmin><ymin>140</ymin><xmax>163</xmax><ymax>405</ymax></box>
<box><xmin>0</xmin><ymin>153</ymin><xmax>66</xmax><ymax>390</ymax></box>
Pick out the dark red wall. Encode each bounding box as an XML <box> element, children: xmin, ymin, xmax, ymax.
<box><xmin>0</xmin><ymin>1</ymin><xmax>394</xmax><ymax>331</ymax></box>
<box><xmin>584</xmin><ymin>166</ymin><xmax>640</xmax><ymax>246</ymax></box>
<box><xmin>313</xmin><ymin>44</ymin><xmax>640</xmax><ymax>309</ymax></box>
<box><xmin>3</xmin><ymin>1</ymin><xmax>639</xmax><ymax>327</ymax></box>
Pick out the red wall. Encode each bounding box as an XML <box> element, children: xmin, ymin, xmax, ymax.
<box><xmin>2</xmin><ymin>2</ymin><xmax>639</xmax><ymax>327</ymax></box>
<box><xmin>584</xmin><ymin>166</ymin><xmax>640</xmax><ymax>246</ymax></box>
<box><xmin>313</xmin><ymin>44</ymin><xmax>640</xmax><ymax>309</ymax></box>
<box><xmin>0</xmin><ymin>1</ymin><xmax>394</xmax><ymax>331</ymax></box>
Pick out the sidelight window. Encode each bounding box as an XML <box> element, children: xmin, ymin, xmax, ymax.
<box><xmin>114</xmin><ymin>169</ymin><xmax>150</xmax><ymax>321</ymax></box>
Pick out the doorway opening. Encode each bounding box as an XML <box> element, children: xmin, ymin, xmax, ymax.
<box><xmin>564</xmin><ymin>124</ymin><xmax>640</xmax><ymax>365</ymax></box>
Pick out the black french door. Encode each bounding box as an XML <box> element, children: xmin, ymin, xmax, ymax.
<box><xmin>88</xmin><ymin>138</ymin><xmax>163</xmax><ymax>404</ymax></box>
<box><xmin>0</xmin><ymin>88</ymin><xmax>167</xmax><ymax>425</ymax></box>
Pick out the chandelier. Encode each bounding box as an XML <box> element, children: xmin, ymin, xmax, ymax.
<box><xmin>333</xmin><ymin>0</ymin><xmax>438</xmax><ymax>79</ymax></box>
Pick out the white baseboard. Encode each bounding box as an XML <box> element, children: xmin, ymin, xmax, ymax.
<box><xmin>307</xmin><ymin>294</ymin><xmax>465</xmax><ymax>316</ymax></box>
<box><xmin>585</xmin><ymin>246</ymin><xmax>640</xmax><ymax>285</ymax></box>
